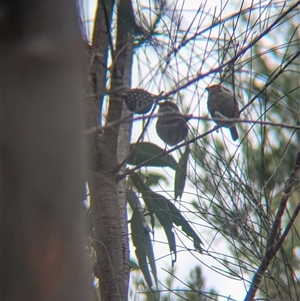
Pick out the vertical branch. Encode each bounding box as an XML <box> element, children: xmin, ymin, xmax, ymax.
<box><xmin>85</xmin><ymin>0</ymin><xmax>124</xmax><ymax>300</ymax></box>
<box><xmin>86</xmin><ymin>0</ymin><xmax>115</xmax><ymax>129</ymax></box>
<box><xmin>86</xmin><ymin>0</ymin><xmax>134</xmax><ymax>300</ymax></box>
<box><xmin>109</xmin><ymin>0</ymin><xmax>135</xmax><ymax>294</ymax></box>
<box><xmin>116</xmin><ymin>6</ymin><xmax>135</xmax><ymax>295</ymax></box>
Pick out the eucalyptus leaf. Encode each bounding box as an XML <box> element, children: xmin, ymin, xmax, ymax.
<box><xmin>131</xmin><ymin>172</ymin><xmax>203</xmax><ymax>266</ymax></box>
<box><xmin>174</xmin><ymin>146</ymin><xmax>189</xmax><ymax>200</ymax></box>
<box><xmin>130</xmin><ymin>173</ymin><xmax>176</xmax><ymax>263</ymax></box>
<box><xmin>145</xmin><ymin>172</ymin><xmax>169</xmax><ymax>187</ymax></box>
<box><xmin>131</xmin><ymin>208</ymin><xmax>157</xmax><ymax>288</ymax></box>
<box><xmin>128</xmin><ymin>142</ymin><xmax>178</xmax><ymax>170</ymax></box>
<box><xmin>147</xmin><ymin>192</ymin><xmax>177</xmax><ymax>266</ymax></box>
<box><xmin>130</xmin><ymin>172</ymin><xmax>156</xmax><ymax>230</ymax></box>
<box><xmin>126</xmin><ymin>188</ymin><xmax>141</xmax><ymax>210</ymax></box>
<box><xmin>129</xmin><ymin>259</ymin><xmax>139</xmax><ymax>270</ymax></box>
<box><xmin>167</xmin><ymin>201</ymin><xmax>203</xmax><ymax>252</ymax></box>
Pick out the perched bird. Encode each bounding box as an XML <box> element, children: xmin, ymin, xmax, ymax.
<box><xmin>206</xmin><ymin>84</ymin><xmax>240</xmax><ymax>141</ymax></box>
<box><xmin>156</xmin><ymin>101</ymin><xmax>192</xmax><ymax>146</ymax></box>
<box><xmin>124</xmin><ymin>88</ymin><xmax>155</xmax><ymax>114</ymax></box>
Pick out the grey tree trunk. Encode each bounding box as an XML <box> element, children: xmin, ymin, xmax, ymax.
<box><xmin>85</xmin><ymin>0</ymin><xmax>134</xmax><ymax>299</ymax></box>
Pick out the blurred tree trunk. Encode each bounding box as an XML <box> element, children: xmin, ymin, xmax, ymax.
<box><xmin>2</xmin><ymin>1</ymin><xmax>92</xmax><ymax>300</ymax></box>
<box><xmin>85</xmin><ymin>0</ymin><xmax>133</xmax><ymax>299</ymax></box>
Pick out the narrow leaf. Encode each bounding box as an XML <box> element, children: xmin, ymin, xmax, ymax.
<box><xmin>167</xmin><ymin>201</ymin><xmax>203</xmax><ymax>252</ymax></box>
<box><xmin>174</xmin><ymin>146</ymin><xmax>189</xmax><ymax>200</ymax></box>
<box><xmin>126</xmin><ymin>188</ymin><xmax>141</xmax><ymax>210</ymax></box>
<box><xmin>130</xmin><ymin>173</ymin><xmax>202</xmax><ymax>265</ymax></box>
<box><xmin>128</xmin><ymin>142</ymin><xmax>178</xmax><ymax>170</ymax></box>
<box><xmin>130</xmin><ymin>172</ymin><xmax>156</xmax><ymax>229</ymax></box>
<box><xmin>148</xmin><ymin>192</ymin><xmax>177</xmax><ymax>266</ymax></box>
<box><xmin>129</xmin><ymin>259</ymin><xmax>139</xmax><ymax>270</ymax></box>
<box><xmin>131</xmin><ymin>173</ymin><xmax>176</xmax><ymax>264</ymax></box>
<box><xmin>145</xmin><ymin>172</ymin><xmax>169</xmax><ymax>187</ymax></box>
<box><xmin>131</xmin><ymin>209</ymin><xmax>156</xmax><ymax>288</ymax></box>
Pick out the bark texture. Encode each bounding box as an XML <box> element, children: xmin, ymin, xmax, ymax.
<box><xmin>85</xmin><ymin>0</ymin><xmax>134</xmax><ymax>299</ymax></box>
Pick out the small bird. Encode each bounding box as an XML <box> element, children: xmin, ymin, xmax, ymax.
<box><xmin>156</xmin><ymin>101</ymin><xmax>193</xmax><ymax>146</ymax></box>
<box><xmin>124</xmin><ymin>88</ymin><xmax>155</xmax><ymax>114</ymax></box>
<box><xmin>206</xmin><ymin>84</ymin><xmax>240</xmax><ymax>141</ymax></box>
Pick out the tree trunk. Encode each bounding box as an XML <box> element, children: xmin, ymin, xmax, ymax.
<box><xmin>2</xmin><ymin>1</ymin><xmax>91</xmax><ymax>300</ymax></box>
<box><xmin>85</xmin><ymin>0</ymin><xmax>134</xmax><ymax>299</ymax></box>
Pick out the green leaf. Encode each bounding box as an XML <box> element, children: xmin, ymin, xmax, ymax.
<box><xmin>131</xmin><ymin>208</ymin><xmax>157</xmax><ymax>288</ymax></box>
<box><xmin>129</xmin><ymin>259</ymin><xmax>139</xmax><ymax>270</ymax></box>
<box><xmin>130</xmin><ymin>172</ymin><xmax>203</xmax><ymax>265</ymax></box>
<box><xmin>126</xmin><ymin>188</ymin><xmax>140</xmax><ymax>210</ymax></box>
<box><xmin>130</xmin><ymin>172</ymin><xmax>156</xmax><ymax>229</ymax></box>
<box><xmin>145</xmin><ymin>172</ymin><xmax>169</xmax><ymax>187</ymax></box>
<box><xmin>128</xmin><ymin>171</ymin><xmax>169</xmax><ymax>188</ymax></box>
<box><xmin>127</xmin><ymin>142</ymin><xmax>178</xmax><ymax>170</ymax></box>
<box><xmin>131</xmin><ymin>173</ymin><xmax>176</xmax><ymax>265</ymax></box>
<box><xmin>147</xmin><ymin>192</ymin><xmax>177</xmax><ymax>266</ymax></box>
<box><xmin>130</xmin><ymin>172</ymin><xmax>153</xmax><ymax>205</ymax></box>
<box><xmin>167</xmin><ymin>201</ymin><xmax>203</xmax><ymax>252</ymax></box>
<box><xmin>174</xmin><ymin>146</ymin><xmax>189</xmax><ymax>200</ymax></box>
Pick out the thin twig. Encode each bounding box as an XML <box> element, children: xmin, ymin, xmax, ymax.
<box><xmin>161</xmin><ymin>2</ymin><xmax>300</xmax><ymax>99</ymax></box>
<box><xmin>86</xmin><ymin>114</ymin><xmax>300</xmax><ymax>136</ymax></box>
